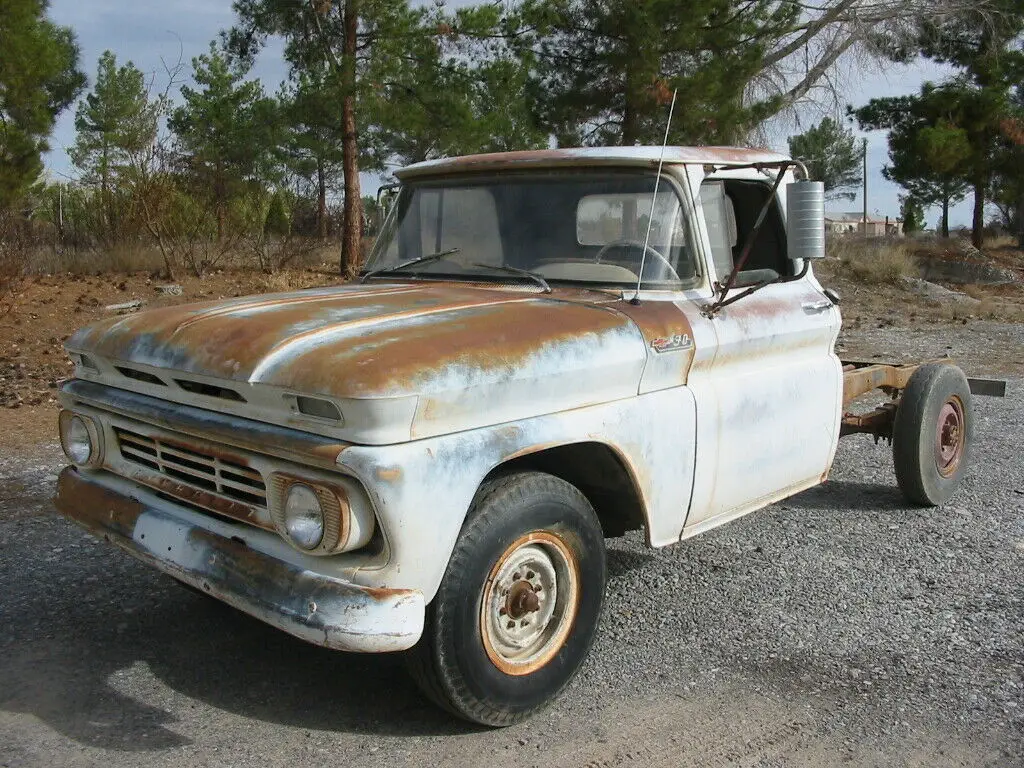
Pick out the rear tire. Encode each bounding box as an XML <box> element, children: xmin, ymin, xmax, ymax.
<box><xmin>893</xmin><ymin>363</ymin><xmax>973</xmax><ymax>506</ymax></box>
<box><xmin>404</xmin><ymin>472</ymin><xmax>606</xmax><ymax>727</ymax></box>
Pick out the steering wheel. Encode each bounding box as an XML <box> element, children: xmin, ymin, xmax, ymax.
<box><xmin>594</xmin><ymin>239</ymin><xmax>680</xmax><ymax>281</ymax></box>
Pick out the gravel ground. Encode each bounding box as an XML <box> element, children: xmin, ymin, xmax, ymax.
<box><xmin>838</xmin><ymin>320</ymin><xmax>1024</xmax><ymax>378</ymax></box>
<box><xmin>0</xmin><ymin>377</ymin><xmax>1021</xmax><ymax>767</ymax></box>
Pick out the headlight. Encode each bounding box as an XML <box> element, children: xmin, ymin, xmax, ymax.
<box><xmin>59</xmin><ymin>411</ymin><xmax>100</xmax><ymax>466</ymax></box>
<box><xmin>269</xmin><ymin>474</ymin><xmax>375</xmax><ymax>555</ymax></box>
<box><xmin>284</xmin><ymin>483</ymin><xmax>325</xmax><ymax>550</ymax></box>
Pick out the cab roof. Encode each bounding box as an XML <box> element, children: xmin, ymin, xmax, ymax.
<box><xmin>396</xmin><ymin>146</ymin><xmax>794</xmax><ymax>179</ymax></box>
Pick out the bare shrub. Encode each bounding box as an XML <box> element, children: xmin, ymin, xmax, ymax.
<box><xmin>0</xmin><ymin>212</ymin><xmax>52</xmax><ymax>299</ymax></box>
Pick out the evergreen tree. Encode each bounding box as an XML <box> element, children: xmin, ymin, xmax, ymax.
<box><xmin>512</xmin><ymin>0</ymin><xmax>987</xmax><ymax>148</ymax></box>
<box><xmin>168</xmin><ymin>44</ymin><xmax>279</xmax><ymax>242</ymax></box>
<box><xmin>900</xmin><ymin>195</ymin><xmax>925</xmax><ymax>234</ymax></box>
<box><xmin>364</xmin><ymin>4</ymin><xmax>546</xmax><ymax>168</ymax></box>
<box><xmin>897</xmin><ymin>3</ymin><xmax>1024</xmax><ymax>245</ymax></box>
<box><xmin>232</xmin><ymin>1</ymin><xmax>548</xmax><ymax>273</ymax></box>
<box><xmin>0</xmin><ymin>0</ymin><xmax>85</xmax><ymax>207</ymax></box>
<box><xmin>990</xmin><ymin>96</ymin><xmax>1024</xmax><ymax>247</ymax></box>
<box><xmin>264</xmin><ymin>189</ymin><xmax>291</xmax><ymax>237</ymax></box>
<box><xmin>788</xmin><ymin>118</ymin><xmax>863</xmax><ymax>201</ymax></box>
<box><xmin>279</xmin><ymin>69</ymin><xmax>346</xmax><ymax>239</ymax></box>
<box><xmin>517</xmin><ymin>0</ymin><xmax>799</xmax><ymax>146</ymax></box>
<box><xmin>854</xmin><ymin>86</ymin><xmax>972</xmax><ymax>239</ymax></box>
<box><xmin>230</xmin><ymin>0</ymin><xmax>433</xmax><ymax>276</ymax></box>
<box><xmin>70</xmin><ymin>51</ymin><xmax>162</xmax><ymax>233</ymax></box>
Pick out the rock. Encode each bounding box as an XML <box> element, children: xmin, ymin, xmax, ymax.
<box><xmin>104</xmin><ymin>300</ymin><xmax>144</xmax><ymax>313</ymax></box>
<box><xmin>901</xmin><ymin>278</ymin><xmax>981</xmax><ymax>304</ymax></box>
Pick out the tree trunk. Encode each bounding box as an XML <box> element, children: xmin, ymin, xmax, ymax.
<box><xmin>971</xmin><ymin>177</ymin><xmax>985</xmax><ymax>249</ymax></box>
<box><xmin>101</xmin><ymin>144</ymin><xmax>112</xmax><ymax>242</ymax></box>
<box><xmin>1017</xmin><ymin>192</ymin><xmax>1024</xmax><ymax>251</ymax></box>
<box><xmin>216</xmin><ymin>204</ymin><xmax>226</xmax><ymax>245</ymax></box>
<box><xmin>941</xmin><ymin>194</ymin><xmax>950</xmax><ymax>239</ymax></box>
<box><xmin>621</xmin><ymin>50</ymin><xmax>639</xmax><ymax>146</ymax></box>
<box><xmin>622</xmin><ymin>94</ymin><xmax>638</xmax><ymax>146</ymax></box>
<box><xmin>317</xmin><ymin>160</ymin><xmax>328</xmax><ymax>240</ymax></box>
<box><xmin>340</xmin><ymin>0</ymin><xmax>363</xmax><ymax>278</ymax></box>
<box><xmin>215</xmin><ymin>163</ymin><xmax>226</xmax><ymax>244</ymax></box>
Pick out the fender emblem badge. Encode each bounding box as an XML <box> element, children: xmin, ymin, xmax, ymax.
<box><xmin>651</xmin><ymin>334</ymin><xmax>693</xmax><ymax>354</ymax></box>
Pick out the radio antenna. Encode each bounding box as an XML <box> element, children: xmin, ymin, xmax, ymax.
<box><xmin>631</xmin><ymin>88</ymin><xmax>678</xmax><ymax>305</ymax></box>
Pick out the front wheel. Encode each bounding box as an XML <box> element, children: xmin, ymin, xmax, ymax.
<box><xmin>404</xmin><ymin>472</ymin><xmax>606</xmax><ymax>727</ymax></box>
<box><xmin>893</xmin><ymin>363</ymin><xmax>974</xmax><ymax>506</ymax></box>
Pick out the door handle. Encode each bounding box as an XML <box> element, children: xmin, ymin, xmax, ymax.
<box><xmin>802</xmin><ymin>300</ymin><xmax>833</xmax><ymax>313</ymax></box>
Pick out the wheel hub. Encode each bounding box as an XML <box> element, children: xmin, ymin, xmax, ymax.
<box><xmin>480</xmin><ymin>533</ymin><xmax>580</xmax><ymax>676</ymax></box>
<box><xmin>505</xmin><ymin>580</ymin><xmax>541</xmax><ymax>620</ymax></box>
<box><xmin>935</xmin><ymin>398</ymin><xmax>965</xmax><ymax>477</ymax></box>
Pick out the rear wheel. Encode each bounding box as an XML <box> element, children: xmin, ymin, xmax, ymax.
<box><xmin>404</xmin><ymin>472</ymin><xmax>606</xmax><ymax>727</ymax></box>
<box><xmin>893</xmin><ymin>363</ymin><xmax>973</xmax><ymax>506</ymax></box>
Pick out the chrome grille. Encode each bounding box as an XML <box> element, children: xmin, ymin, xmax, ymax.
<box><xmin>114</xmin><ymin>427</ymin><xmax>267</xmax><ymax>508</ymax></box>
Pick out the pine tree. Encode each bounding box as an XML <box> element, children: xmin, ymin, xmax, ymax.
<box><xmin>168</xmin><ymin>44</ymin><xmax>279</xmax><ymax>243</ymax></box>
<box><xmin>788</xmin><ymin>118</ymin><xmax>863</xmax><ymax>201</ymax></box>
<box><xmin>0</xmin><ymin>0</ymin><xmax>85</xmax><ymax>208</ymax></box>
<box><xmin>363</xmin><ymin>4</ymin><xmax>547</xmax><ymax>168</ymax></box>
<box><xmin>230</xmin><ymin>0</ymin><xmax>432</xmax><ymax>276</ymax></box>
<box><xmin>517</xmin><ymin>0</ymin><xmax>799</xmax><ymax>146</ymax></box>
<box><xmin>905</xmin><ymin>3</ymin><xmax>1024</xmax><ymax>245</ymax></box>
<box><xmin>854</xmin><ymin>86</ymin><xmax>973</xmax><ymax>239</ymax></box>
<box><xmin>279</xmin><ymin>69</ymin><xmax>346</xmax><ymax>239</ymax></box>
<box><xmin>900</xmin><ymin>196</ymin><xmax>925</xmax><ymax>234</ymax></box>
<box><xmin>70</xmin><ymin>51</ymin><xmax>162</xmax><ymax>234</ymax></box>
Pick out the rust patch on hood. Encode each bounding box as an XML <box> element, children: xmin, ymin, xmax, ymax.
<box><xmin>67</xmin><ymin>282</ymin><xmax>646</xmax><ymax>402</ymax></box>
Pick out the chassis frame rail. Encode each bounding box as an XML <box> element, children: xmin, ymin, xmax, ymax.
<box><xmin>840</xmin><ymin>359</ymin><xmax>1006</xmax><ymax>441</ymax></box>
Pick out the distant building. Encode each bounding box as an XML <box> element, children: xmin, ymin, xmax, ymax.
<box><xmin>825</xmin><ymin>212</ymin><xmax>903</xmax><ymax>238</ymax></box>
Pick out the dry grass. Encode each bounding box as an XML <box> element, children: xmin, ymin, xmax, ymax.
<box><xmin>3</xmin><ymin>239</ymin><xmax>348</xmax><ymax>279</ymax></box>
<box><xmin>24</xmin><ymin>245</ymin><xmax>166</xmax><ymax>276</ymax></box>
<box><xmin>824</xmin><ymin>237</ymin><xmax>919</xmax><ymax>286</ymax></box>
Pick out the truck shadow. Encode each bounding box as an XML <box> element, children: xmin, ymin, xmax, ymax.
<box><xmin>784</xmin><ymin>480</ymin><xmax>907</xmax><ymax>512</ymax></box>
<box><xmin>0</xmin><ymin>553</ymin><xmax>475</xmax><ymax>752</ymax></box>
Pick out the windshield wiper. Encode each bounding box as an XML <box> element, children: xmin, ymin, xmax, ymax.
<box><xmin>361</xmin><ymin>248</ymin><xmax>462</xmax><ymax>283</ymax></box>
<box><xmin>469</xmin><ymin>263</ymin><xmax>551</xmax><ymax>293</ymax></box>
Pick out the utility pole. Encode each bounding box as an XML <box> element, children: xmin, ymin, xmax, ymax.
<box><xmin>862</xmin><ymin>137</ymin><xmax>868</xmax><ymax>237</ymax></box>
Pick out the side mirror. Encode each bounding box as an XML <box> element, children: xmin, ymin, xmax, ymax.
<box><xmin>787</xmin><ymin>180</ymin><xmax>826</xmax><ymax>261</ymax></box>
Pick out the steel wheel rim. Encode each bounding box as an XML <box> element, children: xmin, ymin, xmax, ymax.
<box><xmin>480</xmin><ymin>531</ymin><xmax>580</xmax><ymax>676</ymax></box>
<box><xmin>935</xmin><ymin>396</ymin><xmax>966</xmax><ymax>477</ymax></box>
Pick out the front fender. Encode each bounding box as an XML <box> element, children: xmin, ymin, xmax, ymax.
<box><xmin>340</xmin><ymin>387</ymin><xmax>697</xmax><ymax>603</ymax></box>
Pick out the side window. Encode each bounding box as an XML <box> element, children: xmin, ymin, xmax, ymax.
<box><xmin>417</xmin><ymin>188</ymin><xmax>504</xmax><ymax>266</ymax></box>
<box><xmin>699</xmin><ymin>181</ymin><xmax>737</xmax><ymax>281</ymax></box>
<box><xmin>703</xmin><ymin>179</ymin><xmax>790</xmax><ymax>280</ymax></box>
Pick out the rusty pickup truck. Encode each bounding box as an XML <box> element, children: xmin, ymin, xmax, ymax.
<box><xmin>55</xmin><ymin>147</ymin><xmax>997</xmax><ymax>726</ymax></box>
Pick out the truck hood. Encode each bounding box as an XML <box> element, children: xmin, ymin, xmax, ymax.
<box><xmin>67</xmin><ymin>282</ymin><xmax>649</xmax><ymax>442</ymax></box>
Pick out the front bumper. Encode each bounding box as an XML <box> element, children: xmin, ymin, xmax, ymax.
<box><xmin>54</xmin><ymin>467</ymin><xmax>425</xmax><ymax>653</ymax></box>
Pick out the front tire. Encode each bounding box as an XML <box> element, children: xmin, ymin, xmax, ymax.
<box><xmin>893</xmin><ymin>363</ymin><xmax>974</xmax><ymax>506</ymax></box>
<box><xmin>404</xmin><ymin>472</ymin><xmax>606</xmax><ymax>727</ymax></box>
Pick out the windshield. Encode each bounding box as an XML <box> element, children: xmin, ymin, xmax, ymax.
<box><xmin>364</xmin><ymin>171</ymin><xmax>698</xmax><ymax>288</ymax></box>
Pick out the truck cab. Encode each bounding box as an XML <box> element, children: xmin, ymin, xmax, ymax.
<box><xmin>55</xmin><ymin>147</ymin><xmax>975</xmax><ymax>726</ymax></box>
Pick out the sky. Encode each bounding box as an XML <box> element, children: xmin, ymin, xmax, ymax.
<box><xmin>44</xmin><ymin>0</ymin><xmax>974</xmax><ymax>228</ymax></box>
